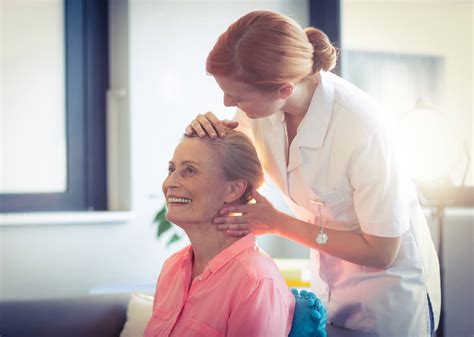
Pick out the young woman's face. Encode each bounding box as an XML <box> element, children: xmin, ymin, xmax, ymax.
<box><xmin>214</xmin><ymin>75</ymin><xmax>284</xmax><ymax>119</ymax></box>
<box><xmin>162</xmin><ymin>138</ymin><xmax>230</xmax><ymax>226</ymax></box>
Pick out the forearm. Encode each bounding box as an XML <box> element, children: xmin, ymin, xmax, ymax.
<box><xmin>275</xmin><ymin>212</ymin><xmax>398</xmax><ymax>269</ymax></box>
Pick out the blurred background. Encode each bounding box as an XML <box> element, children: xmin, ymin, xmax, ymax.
<box><xmin>1</xmin><ymin>1</ymin><xmax>472</xmax><ymax>336</ymax></box>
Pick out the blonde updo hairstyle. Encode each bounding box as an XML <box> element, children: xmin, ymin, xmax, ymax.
<box><xmin>186</xmin><ymin>128</ymin><xmax>264</xmax><ymax>205</ymax></box>
<box><xmin>206</xmin><ymin>10</ymin><xmax>337</xmax><ymax>91</ymax></box>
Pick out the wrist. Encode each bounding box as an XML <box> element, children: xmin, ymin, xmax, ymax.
<box><xmin>272</xmin><ymin>210</ymin><xmax>290</xmax><ymax>236</ymax></box>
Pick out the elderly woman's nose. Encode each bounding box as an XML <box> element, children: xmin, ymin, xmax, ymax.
<box><xmin>163</xmin><ymin>173</ymin><xmax>180</xmax><ymax>190</ymax></box>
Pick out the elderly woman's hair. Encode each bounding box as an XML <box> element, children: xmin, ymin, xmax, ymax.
<box><xmin>186</xmin><ymin>128</ymin><xmax>264</xmax><ymax>204</ymax></box>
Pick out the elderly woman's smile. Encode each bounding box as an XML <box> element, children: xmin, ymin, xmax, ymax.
<box><xmin>167</xmin><ymin>196</ymin><xmax>192</xmax><ymax>205</ymax></box>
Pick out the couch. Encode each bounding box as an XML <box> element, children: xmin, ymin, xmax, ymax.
<box><xmin>0</xmin><ymin>294</ymin><xmax>371</xmax><ymax>337</ymax></box>
<box><xmin>0</xmin><ymin>294</ymin><xmax>130</xmax><ymax>337</ymax></box>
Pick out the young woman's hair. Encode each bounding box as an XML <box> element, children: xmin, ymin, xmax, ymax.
<box><xmin>186</xmin><ymin>129</ymin><xmax>264</xmax><ymax>204</ymax></box>
<box><xmin>206</xmin><ymin>10</ymin><xmax>337</xmax><ymax>91</ymax></box>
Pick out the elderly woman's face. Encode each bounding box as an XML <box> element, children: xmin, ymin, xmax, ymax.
<box><xmin>162</xmin><ymin>137</ymin><xmax>229</xmax><ymax>225</ymax></box>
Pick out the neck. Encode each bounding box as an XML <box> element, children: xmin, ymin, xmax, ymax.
<box><xmin>283</xmin><ymin>75</ymin><xmax>319</xmax><ymax>121</ymax></box>
<box><xmin>182</xmin><ymin>221</ymin><xmax>240</xmax><ymax>277</ymax></box>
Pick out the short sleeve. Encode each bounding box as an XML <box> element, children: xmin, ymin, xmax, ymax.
<box><xmin>349</xmin><ymin>129</ymin><xmax>410</xmax><ymax>237</ymax></box>
<box><xmin>227</xmin><ymin>278</ymin><xmax>294</xmax><ymax>337</ymax></box>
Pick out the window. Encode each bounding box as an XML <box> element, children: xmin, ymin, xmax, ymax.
<box><xmin>0</xmin><ymin>0</ymin><xmax>108</xmax><ymax>212</ymax></box>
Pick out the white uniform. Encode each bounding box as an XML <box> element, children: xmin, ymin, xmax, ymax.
<box><xmin>235</xmin><ymin>71</ymin><xmax>441</xmax><ymax>337</ymax></box>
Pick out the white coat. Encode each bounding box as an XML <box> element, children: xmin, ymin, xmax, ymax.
<box><xmin>234</xmin><ymin>71</ymin><xmax>441</xmax><ymax>337</ymax></box>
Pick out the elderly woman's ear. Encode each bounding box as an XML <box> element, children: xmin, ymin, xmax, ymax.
<box><xmin>224</xmin><ymin>179</ymin><xmax>248</xmax><ymax>204</ymax></box>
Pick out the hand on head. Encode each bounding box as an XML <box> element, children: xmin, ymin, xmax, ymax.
<box><xmin>185</xmin><ymin>111</ymin><xmax>239</xmax><ymax>139</ymax></box>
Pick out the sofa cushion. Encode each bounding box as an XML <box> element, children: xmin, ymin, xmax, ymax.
<box><xmin>0</xmin><ymin>294</ymin><xmax>130</xmax><ymax>337</ymax></box>
<box><xmin>120</xmin><ymin>293</ymin><xmax>153</xmax><ymax>337</ymax></box>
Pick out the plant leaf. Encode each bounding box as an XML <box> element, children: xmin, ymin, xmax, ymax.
<box><xmin>157</xmin><ymin>218</ymin><xmax>172</xmax><ymax>238</ymax></box>
<box><xmin>154</xmin><ymin>205</ymin><xmax>173</xmax><ymax>238</ymax></box>
<box><xmin>167</xmin><ymin>233</ymin><xmax>181</xmax><ymax>246</ymax></box>
<box><xmin>153</xmin><ymin>206</ymin><xmax>167</xmax><ymax>224</ymax></box>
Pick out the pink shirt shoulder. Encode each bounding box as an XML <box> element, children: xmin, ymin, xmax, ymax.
<box><xmin>144</xmin><ymin>234</ymin><xmax>295</xmax><ymax>337</ymax></box>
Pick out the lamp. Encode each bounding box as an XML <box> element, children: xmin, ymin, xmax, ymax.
<box><xmin>395</xmin><ymin>104</ymin><xmax>472</xmax><ymax>207</ymax></box>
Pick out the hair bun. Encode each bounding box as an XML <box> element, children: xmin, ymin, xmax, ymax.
<box><xmin>304</xmin><ymin>27</ymin><xmax>337</xmax><ymax>73</ymax></box>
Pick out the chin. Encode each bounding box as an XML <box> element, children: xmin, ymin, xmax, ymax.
<box><xmin>246</xmin><ymin>113</ymin><xmax>267</xmax><ymax>119</ymax></box>
<box><xmin>245</xmin><ymin>110</ymin><xmax>273</xmax><ymax>119</ymax></box>
<box><xmin>165</xmin><ymin>212</ymin><xmax>183</xmax><ymax>226</ymax></box>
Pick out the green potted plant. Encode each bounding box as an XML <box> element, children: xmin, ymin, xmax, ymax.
<box><xmin>153</xmin><ymin>204</ymin><xmax>183</xmax><ymax>246</ymax></box>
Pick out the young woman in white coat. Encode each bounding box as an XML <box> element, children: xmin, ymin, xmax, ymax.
<box><xmin>187</xmin><ymin>10</ymin><xmax>440</xmax><ymax>337</ymax></box>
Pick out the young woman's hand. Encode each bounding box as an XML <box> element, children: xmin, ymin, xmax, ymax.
<box><xmin>213</xmin><ymin>188</ymin><xmax>287</xmax><ymax>237</ymax></box>
<box><xmin>185</xmin><ymin>111</ymin><xmax>238</xmax><ymax>138</ymax></box>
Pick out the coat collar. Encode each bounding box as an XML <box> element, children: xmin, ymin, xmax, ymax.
<box><xmin>287</xmin><ymin>71</ymin><xmax>335</xmax><ymax>172</ymax></box>
<box><xmin>295</xmin><ymin>71</ymin><xmax>335</xmax><ymax>149</ymax></box>
<box><xmin>258</xmin><ymin>71</ymin><xmax>335</xmax><ymax>184</ymax></box>
<box><xmin>261</xmin><ymin>111</ymin><xmax>289</xmax><ymax>194</ymax></box>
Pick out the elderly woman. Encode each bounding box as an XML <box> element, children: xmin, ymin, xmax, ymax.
<box><xmin>144</xmin><ymin>129</ymin><xmax>296</xmax><ymax>337</ymax></box>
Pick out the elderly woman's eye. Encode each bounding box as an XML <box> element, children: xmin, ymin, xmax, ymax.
<box><xmin>184</xmin><ymin>167</ymin><xmax>195</xmax><ymax>175</ymax></box>
<box><xmin>168</xmin><ymin>166</ymin><xmax>175</xmax><ymax>175</ymax></box>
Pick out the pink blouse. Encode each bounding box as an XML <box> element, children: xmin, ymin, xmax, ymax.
<box><xmin>144</xmin><ymin>234</ymin><xmax>295</xmax><ymax>337</ymax></box>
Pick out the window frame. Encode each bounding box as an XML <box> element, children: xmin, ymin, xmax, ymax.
<box><xmin>309</xmin><ymin>0</ymin><xmax>341</xmax><ymax>75</ymax></box>
<box><xmin>0</xmin><ymin>0</ymin><xmax>108</xmax><ymax>212</ymax></box>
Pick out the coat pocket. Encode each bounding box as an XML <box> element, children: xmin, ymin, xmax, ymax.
<box><xmin>308</xmin><ymin>187</ymin><xmax>359</xmax><ymax>230</ymax></box>
<box><xmin>309</xmin><ymin>189</ymin><xmax>346</xmax><ymax>217</ymax></box>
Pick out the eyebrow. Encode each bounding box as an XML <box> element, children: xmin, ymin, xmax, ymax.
<box><xmin>226</xmin><ymin>93</ymin><xmax>243</xmax><ymax>100</ymax></box>
<box><xmin>168</xmin><ymin>160</ymin><xmax>200</xmax><ymax>166</ymax></box>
